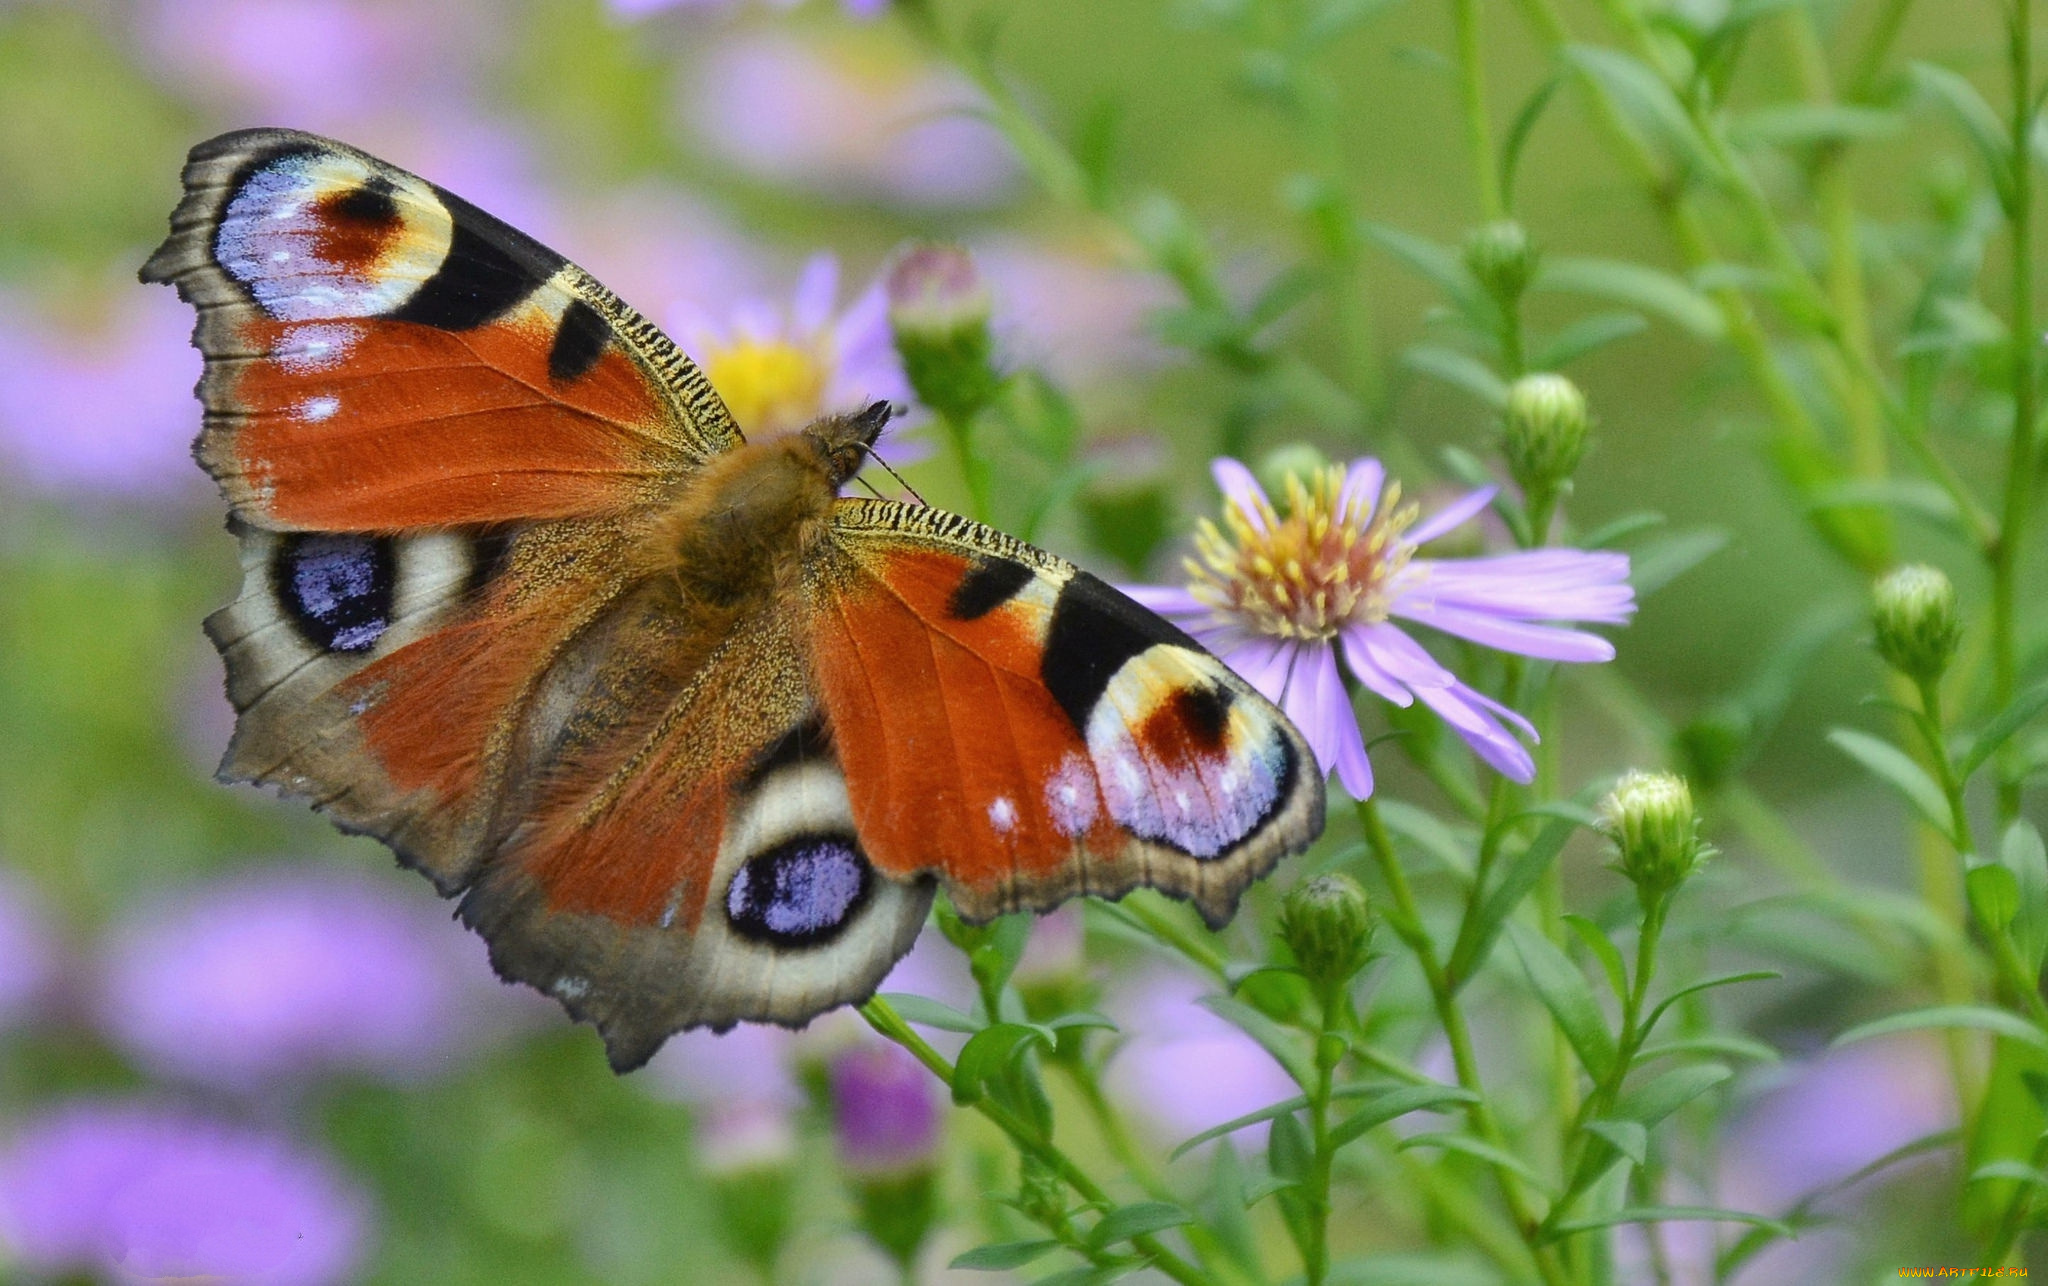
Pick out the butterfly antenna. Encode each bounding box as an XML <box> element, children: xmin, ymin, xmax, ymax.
<box><xmin>860</xmin><ymin>443</ymin><xmax>928</xmax><ymax>508</ymax></box>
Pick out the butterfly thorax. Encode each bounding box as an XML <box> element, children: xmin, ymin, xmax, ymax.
<box><xmin>645</xmin><ymin>406</ymin><xmax>885</xmax><ymax>608</ymax></box>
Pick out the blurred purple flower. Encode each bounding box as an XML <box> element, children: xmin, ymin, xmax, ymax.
<box><xmin>615</xmin><ymin>0</ymin><xmax>886</xmax><ymax>15</ymax></box>
<box><xmin>1103</xmin><ymin>970</ymin><xmax>1297</xmax><ymax>1146</ymax></box>
<box><xmin>972</xmin><ymin>237</ymin><xmax>1175</xmax><ymax>387</ymax></box>
<box><xmin>0</xmin><ymin>1100</ymin><xmax>369</xmax><ymax>1286</ymax></box>
<box><xmin>1126</xmin><ymin>458</ymin><xmax>1635</xmax><ymax>798</ymax></box>
<box><xmin>567</xmin><ymin>187</ymin><xmax>772</xmax><ymax>332</ymax></box>
<box><xmin>645</xmin><ymin>1022</ymin><xmax>803</xmax><ymax>1111</ymax></box>
<box><xmin>135</xmin><ymin>0</ymin><xmax>496</xmax><ymax>130</ymax></box>
<box><xmin>0</xmin><ymin>287</ymin><xmax>206</xmax><ymax>504</ymax></box>
<box><xmin>671</xmin><ymin>254</ymin><xmax>925</xmax><ymax>466</ymax></box>
<box><xmin>829</xmin><ymin>1041</ymin><xmax>943</xmax><ymax>1176</ymax></box>
<box><xmin>683</xmin><ymin>33</ymin><xmax>1018</xmax><ymax>209</ymax></box>
<box><xmin>98</xmin><ymin>865</ymin><xmax>524</xmax><ymax>1089</ymax></box>
<box><xmin>1722</xmin><ymin>1037</ymin><xmax>1953</xmax><ymax>1212</ymax></box>
<box><xmin>0</xmin><ymin>870</ymin><xmax>57</xmax><ymax>1030</ymax></box>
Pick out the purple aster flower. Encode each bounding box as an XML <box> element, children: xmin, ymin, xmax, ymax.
<box><xmin>0</xmin><ymin>870</ymin><xmax>57</xmax><ymax>1030</ymax></box>
<box><xmin>98</xmin><ymin>865</ymin><xmax>525</xmax><ymax>1089</ymax></box>
<box><xmin>134</xmin><ymin>0</ymin><xmax>497</xmax><ymax>131</ymax></box>
<box><xmin>829</xmin><ymin>1041</ymin><xmax>943</xmax><ymax>1176</ymax></box>
<box><xmin>682</xmin><ymin>33</ymin><xmax>1018</xmax><ymax>210</ymax></box>
<box><xmin>670</xmin><ymin>253</ymin><xmax>927</xmax><ymax>468</ymax></box>
<box><xmin>1126</xmin><ymin>458</ymin><xmax>1635</xmax><ymax>798</ymax></box>
<box><xmin>0</xmin><ymin>1100</ymin><xmax>369</xmax><ymax>1286</ymax></box>
<box><xmin>0</xmin><ymin>286</ymin><xmax>206</xmax><ymax>504</ymax></box>
<box><xmin>971</xmin><ymin>236</ymin><xmax>1175</xmax><ymax>388</ymax></box>
<box><xmin>1104</xmin><ymin>970</ymin><xmax>1299</xmax><ymax>1146</ymax></box>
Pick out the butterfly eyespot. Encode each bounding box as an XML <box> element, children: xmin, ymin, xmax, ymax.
<box><xmin>724</xmin><ymin>835</ymin><xmax>871</xmax><ymax>947</ymax></box>
<box><xmin>275</xmin><ymin>533</ymin><xmax>395</xmax><ymax>654</ymax></box>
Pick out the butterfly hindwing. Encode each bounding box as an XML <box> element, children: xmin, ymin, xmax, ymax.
<box><xmin>807</xmin><ymin>500</ymin><xmax>1325</xmax><ymax>928</ymax></box>
<box><xmin>460</xmin><ymin>590</ymin><xmax>933</xmax><ymax>1070</ymax></box>
<box><xmin>141</xmin><ymin>127</ymin><xmax>741</xmax><ymax>532</ymax></box>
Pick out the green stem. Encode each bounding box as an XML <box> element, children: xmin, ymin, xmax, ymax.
<box><xmin>1916</xmin><ymin>678</ymin><xmax>1980</xmax><ymax>859</ymax></box>
<box><xmin>1357</xmin><ymin>798</ymin><xmax>1572</xmax><ymax>1286</ymax></box>
<box><xmin>857</xmin><ymin>997</ymin><xmax>1214</xmax><ymax>1286</ymax></box>
<box><xmin>1302</xmin><ymin>981</ymin><xmax>1341</xmax><ymax>1286</ymax></box>
<box><xmin>1992</xmin><ymin>0</ymin><xmax>2038</xmax><ymax>825</ymax></box>
<box><xmin>1451</xmin><ymin>0</ymin><xmax>1504</xmax><ymax>219</ymax></box>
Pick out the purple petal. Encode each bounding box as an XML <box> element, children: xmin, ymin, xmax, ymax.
<box><xmin>1356</xmin><ymin>623</ymin><xmax>1457</xmax><ymax>692</ymax></box>
<box><xmin>1338</xmin><ymin>457</ymin><xmax>1385</xmax><ymax>524</ymax></box>
<box><xmin>1411</xmin><ymin>680</ymin><xmax>1537</xmax><ymax>782</ymax></box>
<box><xmin>1210</xmin><ymin>457</ymin><xmax>1270</xmax><ymax>531</ymax></box>
<box><xmin>1339</xmin><ymin>624</ymin><xmax>1414</xmax><ymax>707</ymax></box>
<box><xmin>1119</xmin><ymin>585</ymin><xmax>1208</xmax><ymax>617</ymax></box>
<box><xmin>1405</xmin><ymin>550</ymin><xmax>1636</xmax><ymax>623</ymax></box>
<box><xmin>792</xmin><ymin>253</ymin><xmax>840</xmax><ymax>334</ymax></box>
<box><xmin>1392</xmin><ymin>600</ymin><xmax>1617</xmax><ymax>662</ymax></box>
<box><xmin>1220</xmin><ymin>636</ymin><xmax>1298</xmax><ymax>708</ymax></box>
<box><xmin>1405</xmin><ymin>486</ymin><xmax>1497</xmax><ymax>546</ymax></box>
<box><xmin>832</xmin><ymin>281</ymin><xmax>891</xmax><ymax>358</ymax></box>
<box><xmin>1281</xmin><ymin>643</ymin><xmax>1348</xmax><ymax>774</ymax></box>
<box><xmin>1333</xmin><ymin>716</ymin><xmax>1376</xmax><ymax>799</ymax></box>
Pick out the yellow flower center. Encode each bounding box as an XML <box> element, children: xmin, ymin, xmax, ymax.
<box><xmin>701</xmin><ymin>338</ymin><xmax>829</xmax><ymax>439</ymax></box>
<box><xmin>1187</xmin><ymin>464</ymin><xmax>1419</xmax><ymax>641</ymax></box>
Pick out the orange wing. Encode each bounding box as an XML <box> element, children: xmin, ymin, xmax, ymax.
<box><xmin>805</xmin><ymin>501</ymin><xmax>1326</xmax><ymax>928</ymax></box>
<box><xmin>140</xmin><ymin>128</ymin><xmax>739</xmax><ymax>531</ymax></box>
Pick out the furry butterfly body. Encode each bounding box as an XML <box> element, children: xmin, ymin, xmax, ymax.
<box><xmin>144</xmin><ymin>128</ymin><xmax>1325</xmax><ymax>1070</ymax></box>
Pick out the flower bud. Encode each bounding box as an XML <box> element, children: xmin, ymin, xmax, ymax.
<box><xmin>1463</xmin><ymin>220</ymin><xmax>1538</xmax><ymax>304</ymax></box>
<box><xmin>1501</xmin><ymin>373</ymin><xmax>1590</xmax><ymax>495</ymax></box>
<box><xmin>1255</xmin><ymin>443</ymin><xmax>1332</xmax><ymax>514</ymax></box>
<box><xmin>829</xmin><ymin>1042</ymin><xmax>943</xmax><ymax>1269</ymax></box>
<box><xmin>1871</xmin><ymin>564</ymin><xmax>1960</xmax><ymax>685</ymax></box>
<box><xmin>1277</xmin><ymin>874</ymin><xmax>1373</xmax><ymax>990</ymax></box>
<box><xmin>886</xmin><ymin>243</ymin><xmax>998</xmax><ymax>424</ymax></box>
<box><xmin>1599</xmin><ymin>770</ymin><xmax>1707</xmax><ymax>901</ymax></box>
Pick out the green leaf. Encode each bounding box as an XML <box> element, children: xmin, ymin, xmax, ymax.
<box><xmin>950</xmin><ymin>1240</ymin><xmax>1061</xmax><ymax>1270</ymax></box>
<box><xmin>1089</xmin><ymin>1201</ymin><xmax>1193</xmax><ymax>1247</ymax></box>
<box><xmin>2001</xmin><ymin>822</ymin><xmax>2048</xmax><ymax>974</ymax></box>
<box><xmin>1636</xmin><ymin>1034</ymin><xmax>1782</xmax><ymax>1065</ymax></box>
<box><xmin>1531</xmin><ymin>311</ymin><xmax>1648</xmax><ymax>368</ymax></box>
<box><xmin>1534</xmin><ymin>256</ymin><xmax>1724</xmax><ymax>340</ymax></box>
<box><xmin>1200</xmin><ymin>994</ymin><xmax>1316</xmax><ymax>1088</ymax></box>
<box><xmin>1268</xmin><ymin>1110</ymin><xmax>1312</xmax><ymax>1181</ymax></box>
<box><xmin>1802</xmin><ymin>478</ymin><xmax>1961</xmax><ymax>524</ymax></box>
<box><xmin>881</xmin><ymin>993</ymin><xmax>983</xmax><ymax>1034</ymax></box>
<box><xmin>1580</xmin><ymin>511</ymin><xmax>1666</xmax><ymax>549</ymax></box>
<box><xmin>951</xmin><ymin>1023</ymin><xmax>1051</xmax><ymax>1104</ymax></box>
<box><xmin>1968</xmin><ymin>863</ymin><xmax>2021</xmax><ymax>934</ymax></box>
<box><xmin>1731</xmin><ymin>103</ymin><xmax>1902</xmax><ymax>147</ymax></box>
<box><xmin>1501</xmin><ymin>74</ymin><xmax>1563</xmax><ymax>209</ymax></box>
<box><xmin>1329</xmin><ymin>1084</ymin><xmax>1478</xmax><ymax>1148</ymax></box>
<box><xmin>1401</xmin><ymin>344</ymin><xmax>1510</xmax><ymax>407</ymax></box>
<box><xmin>1582</xmin><ymin>1119</ymin><xmax>1648</xmax><ymax>1166</ymax></box>
<box><xmin>1170</xmin><ymin>1098</ymin><xmax>1309</xmax><ymax>1161</ymax></box>
<box><xmin>1397</xmin><ymin>1133</ymin><xmax>1552</xmax><ymax>1191</ymax></box>
<box><xmin>1363</xmin><ymin>223</ymin><xmax>1492</xmax><ymax>327</ymax></box>
<box><xmin>1447</xmin><ymin>812</ymin><xmax>1583</xmax><ymax>988</ymax></box>
<box><xmin>1376</xmin><ymin>800</ymin><xmax>1475</xmax><ymax>878</ymax></box>
<box><xmin>1546</xmin><ymin>1205</ymin><xmax>1788</xmax><ymax>1238</ymax></box>
<box><xmin>1970</xmin><ymin>1160</ymin><xmax>2048</xmax><ymax>1187</ymax></box>
<box><xmin>1561</xmin><ymin>46</ymin><xmax>1726</xmax><ymax>188</ymax></box>
<box><xmin>1629</xmin><ymin>528</ymin><xmax>1729</xmax><ymax>597</ymax></box>
<box><xmin>1910</xmin><ymin>62</ymin><xmax>2015</xmax><ymax>206</ymax></box>
<box><xmin>1958</xmin><ymin>683</ymin><xmax>2048</xmax><ymax>780</ymax></box>
<box><xmin>1047</xmin><ymin>1010</ymin><xmax>1120</xmax><ymax>1033</ymax></box>
<box><xmin>1827</xmin><ymin>728</ymin><xmax>1955</xmax><ymax>841</ymax></box>
<box><xmin>1563</xmin><ymin>914</ymin><xmax>1630</xmax><ymax>1005</ymax></box>
<box><xmin>1509</xmin><ymin>922</ymin><xmax>1616</xmax><ymax>1078</ymax></box>
<box><xmin>1614</xmin><ymin>1063</ymin><xmax>1732</xmax><ymax>1127</ymax></box>
<box><xmin>1641</xmin><ymin>970</ymin><xmax>1780</xmax><ymax>1035</ymax></box>
<box><xmin>1836</xmin><ymin>1005</ymin><xmax>2048</xmax><ymax>1051</ymax></box>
